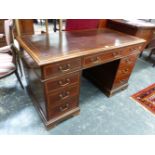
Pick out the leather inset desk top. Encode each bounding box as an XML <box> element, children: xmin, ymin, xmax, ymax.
<box><xmin>17</xmin><ymin>28</ymin><xmax>145</xmax><ymax>66</ymax></box>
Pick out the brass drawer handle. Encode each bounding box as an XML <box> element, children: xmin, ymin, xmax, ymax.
<box><xmin>90</xmin><ymin>56</ymin><xmax>100</xmax><ymax>64</ymax></box>
<box><xmin>59</xmin><ymin>64</ymin><xmax>71</xmax><ymax>72</ymax></box>
<box><xmin>59</xmin><ymin>91</ymin><xmax>70</xmax><ymax>99</ymax></box>
<box><xmin>58</xmin><ymin>78</ymin><xmax>70</xmax><ymax>87</ymax></box>
<box><xmin>112</xmin><ymin>51</ymin><xmax>120</xmax><ymax>58</ymax></box>
<box><xmin>59</xmin><ymin>103</ymin><xmax>69</xmax><ymax>112</ymax></box>
<box><xmin>122</xmin><ymin>68</ymin><xmax>129</xmax><ymax>74</ymax></box>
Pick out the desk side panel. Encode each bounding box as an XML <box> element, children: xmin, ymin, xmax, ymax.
<box><xmin>22</xmin><ymin>52</ymin><xmax>47</xmax><ymax>118</ymax></box>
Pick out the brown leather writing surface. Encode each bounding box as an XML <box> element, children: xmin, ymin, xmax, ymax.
<box><xmin>17</xmin><ymin>28</ymin><xmax>145</xmax><ymax>66</ymax></box>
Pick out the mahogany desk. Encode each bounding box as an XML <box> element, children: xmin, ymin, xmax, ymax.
<box><xmin>17</xmin><ymin>28</ymin><xmax>145</xmax><ymax>128</ymax></box>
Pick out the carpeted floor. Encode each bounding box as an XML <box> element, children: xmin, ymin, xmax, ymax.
<box><xmin>0</xmin><ymin>50</ymin><xmax>155</xmax><ymax>135</ymax></box>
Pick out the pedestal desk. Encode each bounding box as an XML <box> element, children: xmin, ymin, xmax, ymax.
<box><xmin>17</xmin><ymin>28</ymin><xmax>145</xmax><ymax>128</ymax></box>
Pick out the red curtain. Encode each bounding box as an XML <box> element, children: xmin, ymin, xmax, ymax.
<box><xmin>65</xmin><ymin>19</ymin><xmax>99</xmax><ymax>31</ymax></box>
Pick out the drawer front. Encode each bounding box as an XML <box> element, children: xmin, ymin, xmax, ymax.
<box><xmin>122</xmin><ymin>45</ymin><xmax>141</xmax><ymax>56</ymax></box>
<box><xmin>83</xmin><ymin>49</ymin><xmax>123</xmax><ymax>68</ymax></box>
<box><xmin>42</xmin><ymin>58</ymin><xmax>81</xmax><ymax>79</ymax></box>
<box><xmin>48</xmin><ymin>97</ymin><xmax>78</xmax><ymax>119</ymax></box>
<box><xmin>119</xmin><ymin>53</ymin><xmax>138</xmax><ymax>68</ymax></box>
<box><xmin>116</xmin><ymin>66</ymin><xmax>134</xmax><ymax>79</ymax></box>
<box><xmin>45</xmin><ymin>72</ymin><xmax>80</xmax><ymax>94</ymax></box>
<box><xmin>115</xmin><ymin>54</ymin><xmax>138</xmax><ymax>80</ymax></box>
<box><xmin>113</xmin><ymin>66</ymin><xmax>133</xmax><ymax>89</ymax></box>
<box><xmin>112</xmin><ymin>53</ymin><xmax>138</xmax><ymax>89</ymax></box>
<box><xmin>47</xmin><ymin>84</ymin><xmax>79</xmax><ymax>106</ymax></box>
<box><xmin>83</xmin><ymin>45</ymin><xmax>140</xmax><ymax>68</ymax></box>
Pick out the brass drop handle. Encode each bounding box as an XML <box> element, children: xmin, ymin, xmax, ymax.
<box><xmin>122</xmin><ymin>68</ymin><xmax>129</xmax><ymax>74</ymax></box>
<box><xmin>59</xmin><ymin>103</ymin><xmax>69</xmax><ymax>112</ymax></box>
<box><xmin>91</xmin><ymin>56</ymin><xmax>100</xmax><ymax>64</ymax></box>
<box><xmin>59</xmin><ymin>91</ymin><xmax>70</xmax><ymax>99</ymax></box>
<box><xmin>59</xmin><ymin>64</ymin><xmax>71</xmax><ymax>72</ymax></box>
<box><xmin>58</xmin><ymin>78</ymin><xmax>70</xmax><ymax>87</ymax></box>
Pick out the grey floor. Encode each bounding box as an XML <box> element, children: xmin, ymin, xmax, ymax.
<box><xmin>0</xmin><ymin>50</ymin><xmax>155</xmax><ymax>135</ymax></box>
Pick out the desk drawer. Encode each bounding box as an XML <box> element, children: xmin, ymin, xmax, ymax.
<box><xmin>116</xmin><ymin>66</ymin><xmax>134</xmax><ymax>79</ymax></box>
<box><xmin>112</xmin><ymin>54</ymin><xmax>138</xmax><ymax>89</ymax></box>
<box><xmin>42</xmin><ymin>58</ymin><xmax>81</xmax><ymax>79</ymax></box>
<box><xmin>123</xmin><ymin>45</ymin><xmax>141</xmax><ymax>56</ymax></box>
<box><xmin>113</xmin><ymin>65</ymin><xmax>133</xmax><ymax>88</ymax></box>
<box><xmin>119</xmin><ymin>53</ymin><xmax>138</xmax><ymax>68</ymax></box>
<box><xmin>47</xmin><ymin>84</ymin><xmax>79</xmax><ymax>107</ymax></box>
<box><xmin>83</xmin><ymin>45</ymin><xmax>141</xmax><ymax>68</ymax></box>
<box><xmin>48</xmin><ymin>97</ymin><xmax>78</xmax><ymax>119</ymax></box>
<box><xmin>45</xmin><ymin>72</ymin><xmax>80</xmax><ymax>94</ymax></box>
<box><xmin>114</xmin><ymin>54</ymin><xmax>138</xmax><ymax>80</ymax></box>
<box><xmin>83</xmin><ymin>49</ymin><xmax>123</xmax><ymax>68</ymax></box>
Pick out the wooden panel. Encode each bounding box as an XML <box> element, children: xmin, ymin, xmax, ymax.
<box><xmin>107</xmin><ymin>20</ymin><xmax>138</xmax><ymax>36</ymax></box>
<box><xmin>22</xmin><ymin>62</ymin><xmax>47</xmax><ymax>117</ymax></box>
<box><xmin>98</xmin><ymin>19</ymin><xmax>108</xmax><ymax>28</ymax></box>
<box><xmin>108</xmin><ymin>19</ymin><xmax>155</xmax><ymax>29</ymax></box>
<box><xmin>106</xmin><ymin>19</ymin><xmax>155</xmax><ymax>50</ymax></box>
<box><xmin>136</xmin><ymin>29</ymin><xmax>154</xmax><ymax>50</ymax></box>
<box><xmin>42</xmin><ymin>58</ymin><xmax>81</xmax><ymax>79</ymax></box>
<box><xmin>45</xmin><ymin>72</ymin><xmax>80</xmax><ymax>93</ymax></box>
<box><xmin>18</xmin><ymin>19</ymin><xmax>34</xmax><ymax>35</ymax></box>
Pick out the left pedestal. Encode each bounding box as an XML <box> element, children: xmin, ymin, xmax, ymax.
<box><xmin>22</xmin><ymin>51</ymin><xmax>81</xmax><ymax>128</ymax></box>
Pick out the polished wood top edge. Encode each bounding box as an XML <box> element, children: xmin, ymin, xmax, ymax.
<box><xmin>16</xmin><ymin>28</ymin><xmax>146</xmax><ymax>66</ymax></box>
<box><xmin>17</xmin><ymin>37</ymin><xmax>41</xmax><ymax>65</ymax></box>
<box><xmin>17</xmin><ymin>35</ymin><xmax>145</xmax><ymax>66</ymax></box>
<box><xmin>109</xmin><ymin>19</ymin><xmax>155</xmax><ymax>30</ymax></box>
